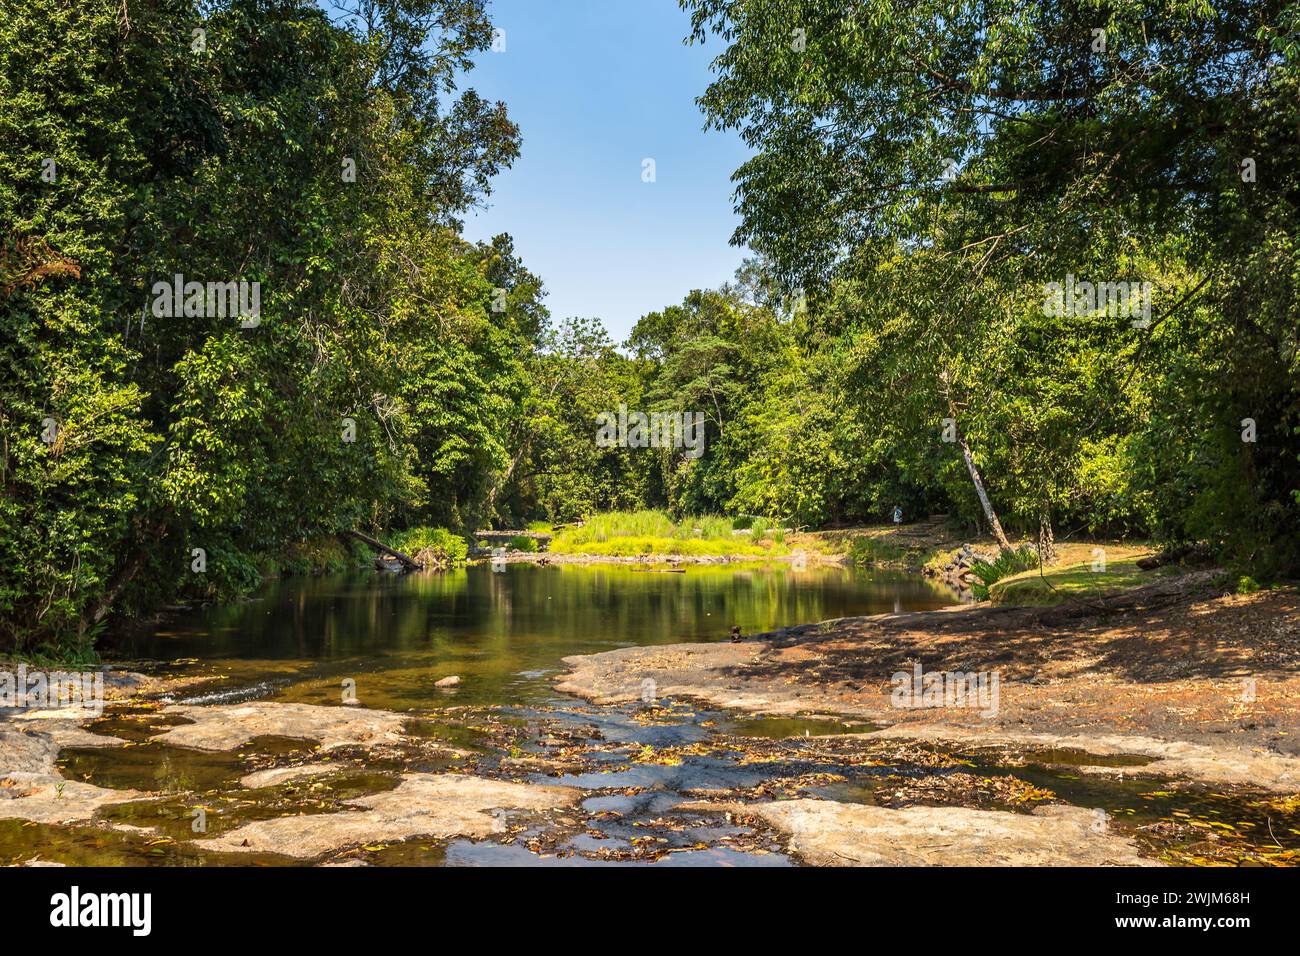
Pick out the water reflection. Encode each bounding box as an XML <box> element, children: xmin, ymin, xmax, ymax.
<box><xmin>112</xmin><ymin>563</ymin><xmax>957</xmax><ymax>710</ymax></box>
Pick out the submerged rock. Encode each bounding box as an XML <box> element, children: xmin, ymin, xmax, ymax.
<box><xmin>238</xmin><ymin>763</ymin><xmax>346</xmax><ymax>789</ymax></box>
<box><xmin>434</xmin><ymin>676</ymin><xmax>461</xmax><ymax>688</ymax></box>
<box><xmin>0</xmin><ymin>721</ymin><xmax>144</xmax><ymax>825</ymax></box>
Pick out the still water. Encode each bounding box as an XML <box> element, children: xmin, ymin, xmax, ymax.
<box><xmin>112</xmin><ymin>563</ymin><xmax>958</xmax><ymax>709</ymax></box>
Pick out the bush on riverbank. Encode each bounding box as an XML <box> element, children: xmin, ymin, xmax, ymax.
<box><xmin>968</xmin><ymin>548</ymin><xmax>1040</xmax><ymax>600</ymax></box>
<box><xmin>265</xmin><ymin>537</ymin><xmax>368</xmax><ymax>577</ymax></box>
<box><xmin>391</xmin><ymin>527</ymin><xmax>469</xmax><ymax>567</ymax></box>
<box><xmin>550</xmin><ymin>510</ymin><xmax>787</xmax><ymax>557</ymax></box>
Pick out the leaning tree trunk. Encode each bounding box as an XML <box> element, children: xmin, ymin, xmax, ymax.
<box><xmin>946</xmin><ymin>397</ymin><xmax>1013</xmax><ymax>554</ymax></box>
<box><xmin>958</xmin><ymin>434</ymin><xmax>1013</xmax><ymax>553</ymax></box>
<box><xmin>90</xmin><ymin>517</ymin><xmax>168</xmax><ymax>625</ymax></box>
<box><xmin>1037</xmin><ymin>507</ymin><xmax>1058</xmax><ymax>566</ymax></box>
<box><xmin>349</xmin><ymin>530</ymin><xmax>422</xmax><ymax>571</ymax></box>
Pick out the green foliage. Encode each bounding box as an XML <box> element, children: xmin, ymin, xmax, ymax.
<box><xmin>391</xmin><ymin>527</ymin><xmax>469</xmax><ymax>566</ymax></box>
<box><xmin>4</xmin><ymin>0</ymin><xmax>1297</xmax><ymax>660</ymax></box>
<box><xmin>0</xmin><ymin>0</ymin><xmax>522</xmax><ymax>653</ymax></box>
<box><xmin>507</xmin><ymin>535</ymin><xmax>538</xmax><ymax>552</ymax></box>
<box><xmin>848</xmin><ymin>536</ymin><xmax>908</xmax><ymax>568</ymax></box>
<box><xmin>276</xmin><ymin>537</ymin><xmax>359</xmax><ymax>577</ymax></box>
<box><xmin>488</xmin><ymin>316</ymin><xmax>649</xmax><ymax>525</ymax></box>
<box><xmin>549</xmin><ymin>510</ymin><xmax>782</xmax><ymax>556</ymax></box>
<box><xmin>969</xmin><ymin>548</ymin><xmax>1041</xmax><ymax>602</ymax></box>
<box><xmin>670</xmin><ymin>0</ymin><xmax>1300</xmax><ymax>575</ymax></box>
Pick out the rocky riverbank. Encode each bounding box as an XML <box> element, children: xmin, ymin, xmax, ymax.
<box><xmin>556</xmin><ymin>576</ymin><xmax>1300</xmax><ymax>792</ymax></box>
<box><xmin>1</xmin><ymin>693</ymin><xmax>1169</xmax><ymax>867</ymax></box>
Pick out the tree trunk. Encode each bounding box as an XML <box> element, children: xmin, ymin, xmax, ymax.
<box><xmin>349</xmin><ymin>530</ymin><xmax>421</xmax><ymax>571</ymax></box>
<box><xmin>90</xmin><ymin>518</ymin><xmax>167</xmax><ymax>625</ymax></box>
<box><xmin>1037</xmin><ymin>508</ymin><xmax>1058</xmax><ymax>566</ymax></box>
<box><xmin>91</xmin><ymin>550</ymin><xmax>148</xmax><ymax>624</ymax></box>
<box><xmin>946</xmin><ymin>397</ymin><xmax>1012</xmax><ymax>553</ymax></box>
<box><xmin>485</xmin><ymin>437</ymin><xmax>529</xmax><ymax>518</ymax></box>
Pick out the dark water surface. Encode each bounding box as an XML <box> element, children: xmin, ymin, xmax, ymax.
<box><xmin>111</xmin><ymin>563</ymin><xmax>957</xmax><ymax>710</ymax></box>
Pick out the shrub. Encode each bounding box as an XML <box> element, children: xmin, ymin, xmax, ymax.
<box><xmin>969</xmin><ymin>547</ymin><xmax>1040</xmax><ymax>600</ymax></box>
<box><xmin>391</xmin><ymin>527</ymin><xmax>469</xmax><ymax>567</ymax></box>
<box><xmin>276</xmin><ymin>536</ymin><xmax>354</xmax><ymax>576</ymax></box>
<box><xmin>508</xmin><ymin>535</ymin><xmax>538</xmax><ymax>552</ymax></box>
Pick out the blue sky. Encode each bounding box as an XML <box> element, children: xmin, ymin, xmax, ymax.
<box><xmin>459</xmin><ymin>0</ymin><xmax>752</xmax><ymax>342</ymax></box>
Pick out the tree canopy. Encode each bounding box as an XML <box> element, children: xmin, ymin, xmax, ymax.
<box><xmin>2</xmin><ymin>0</ymin><xmax>1296</xmax><ymax>655</ymax></box>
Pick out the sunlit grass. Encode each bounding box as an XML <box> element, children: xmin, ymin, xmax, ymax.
<box><xmin>990</xmin><ymin>552</ymin><xmax>1164</xmax><ymax>605</ymax></box>
<box><xmin>549</xmin><ymin>510</ymin><xmax>788</xmax><ymax>557</ymax></box>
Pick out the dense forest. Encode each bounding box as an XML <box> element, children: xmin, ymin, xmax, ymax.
<box><xmin>2</xmin><ymin>0</ymin><xmax>1298</xmax><ymax>655</ymax></box>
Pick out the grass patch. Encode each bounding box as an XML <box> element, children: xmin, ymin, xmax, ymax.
<box><xmin>848</xmin><ymin>535</ymin><xmax>909</xmax><ymax>567</ymax></box>
<box><xmin>990</xmin><ymin>555</ymin><xmax>1161</xmax><ymax>605</ymax></box>
<box><xmin>552</xmin><ymin>536</ymin><xmax>775</xmax><ymax>557</ymax></box>
<box><xmin>795</xmin><ymin>521</ymin><xmax>976</xmax><ymax>571</ymax></box>
<box><xmin>507</xmin><ymin>535</ymin><xmax>539</xmax><ymax>552</ymax></box>
<box><xmin>549</xmin><ymin>510</ymin><xmax>787</xmax><ymax>557</ymax></box>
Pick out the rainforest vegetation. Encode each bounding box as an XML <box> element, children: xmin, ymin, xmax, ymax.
<box><xmin>2</xmin><ymin>0</ymin><xmax>1298</xmax><ymax>655</ymax></box>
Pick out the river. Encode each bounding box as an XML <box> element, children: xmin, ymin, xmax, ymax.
<box><xmin>2</xmin><ymin>564</ymin><xmax>1293</xmax><ymax>866</ymax></box>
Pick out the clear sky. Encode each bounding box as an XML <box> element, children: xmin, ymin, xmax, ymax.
<box><xmin>459</xmin><ymin>0</ymin><xmax>752</xmax><ymax>343</ymax></box>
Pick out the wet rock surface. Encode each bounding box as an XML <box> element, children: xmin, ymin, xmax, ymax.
<box><xmin>687</xmin><ymin>800</ymin><xmax>1155</xmax><ymax>866</ymax></box>
<box><xmin>0</xmin><ymin>773</ymin><xmax>150</xmax><ymax>825</ymax></box>
<box><xmin>0</xmin><ymin>718</ymin><xmax>146</xmax><ymax>825</ymax></box>
<box><xmin>195</xmin><ymin>773</ymin><xmax>580</xmax><ymax>859</ymax></box>
<box><xmin>238</xmin><ymin>763</ymin><xmax>346</xmax><ymax>789</ymax></box>
<box><xmin>864</xmin><ymin>724</ymin><xmax>1300</xmax><ymax>793</ymax></box>
<box><xmin>556</xmin><ymin>586</ymin><xmax>1300</xmax><ymax>792</ymax></box>
<box><xmin>156</xmin><ymin>701</ymin><xmax>407</xmax><ymax>751</ymax></box>
<box><xmin>3</xmin><ymin>661</ymin><xmax>1298</xmax><ymax>867</ymax></box>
